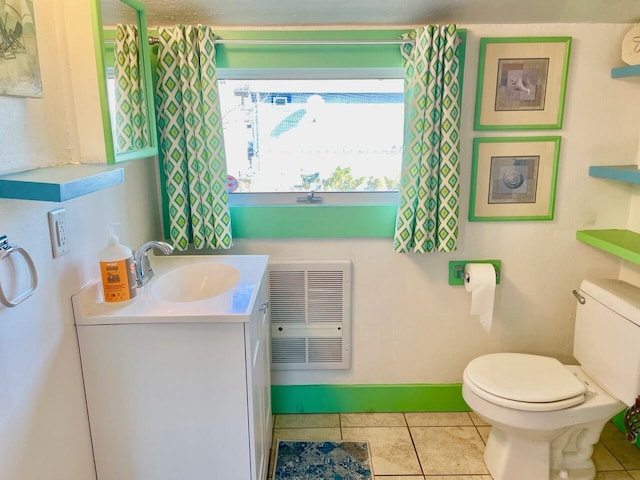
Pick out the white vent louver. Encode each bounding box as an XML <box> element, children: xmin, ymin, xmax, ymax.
<box><xmin>269</xmin><ymin>260</ymin><xmax>351</xmax><ymax>370</ymax></box>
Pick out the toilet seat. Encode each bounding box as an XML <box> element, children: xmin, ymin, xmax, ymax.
<box><xmin>464</xmin><ymin>353</ymin><xmax>587</xmax><ymax>412</ymax></box>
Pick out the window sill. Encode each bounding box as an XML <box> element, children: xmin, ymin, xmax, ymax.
<box><xmin>229</xmin><ymin>190</ymin><xmax>399</xmax><ymax>206</ymax></box>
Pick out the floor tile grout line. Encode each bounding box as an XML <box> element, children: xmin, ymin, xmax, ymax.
<box><xmin>405</xmin><ymin>414</ymin><xmax>426</xmax><ymax>477</ymax></box>
<box><xmin>474</xmin><ymin>424</ymin><xmax>487</xmax><ymax>447</ymax></box>
<box><xmin>600</xmin><ymin>439</ymin><xmax>623</xmax><ymax>472</ymax></box>
<box><xmin>600</xmin><ymin>432</ymin><xmax>637</xmax><ymax>474</ymax></box>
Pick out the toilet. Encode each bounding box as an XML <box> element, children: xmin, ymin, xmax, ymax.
<box><xmin>462</xmin><ymin>279</ymin><xmax>640</xmax><ymax>480</ymax></box>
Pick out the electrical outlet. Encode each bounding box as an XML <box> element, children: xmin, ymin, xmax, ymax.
<box><xmin>48</xmin><ymin>208</ymin><xmax>69</xmax><ymax>258</ymax></box>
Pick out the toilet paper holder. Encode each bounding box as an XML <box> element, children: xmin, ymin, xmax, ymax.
<box><xmin>448</xmin><ymin>260</ymin><xmax>501</xmax><ymax>286</ymax></box>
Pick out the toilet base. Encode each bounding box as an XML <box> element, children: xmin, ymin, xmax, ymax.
<box><xmin>484</xmin><ymin>419</ymin><xmax>607</xmax><ymax>480</ymax></box>
<box><xmin>484</xmin><ymin>426</ymin><xmax>551</xmax><ymax>480</ymax></box>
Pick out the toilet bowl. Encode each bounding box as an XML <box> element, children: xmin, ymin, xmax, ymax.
<box><xmin>464</xmin><ymin>357</ymin><xmax>624</xmax><ymax>480</ymax></box>
<box><xmin>462</xmin><ymin>279</ymin><xmax>640</xmax><ymax>480</ymax></box>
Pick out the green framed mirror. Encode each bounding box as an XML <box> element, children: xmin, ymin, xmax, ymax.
<box><xmin>90</xmin><ymin>0</ymin><xmax>157</xmax><ymax>164</ymax></box>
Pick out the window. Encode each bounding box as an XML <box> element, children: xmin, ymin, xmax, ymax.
<box><xmin>153</xmin><ymin>30</ymin><xmax>465</xmax><ymax>238</ymax></box>
<box><xmin>212</xmin><ymin>30</ymin><xmax>411</xmax><ymax>209</ymax></box>
<box><xmin>218</xmin><ymin>77</ymin><xmax>404</xmax><ymax>203</ymax></box>
<box><xmin>105</xmin><ymin>71</ymin><xmax>117</xmax><ymax>143</ymax></box>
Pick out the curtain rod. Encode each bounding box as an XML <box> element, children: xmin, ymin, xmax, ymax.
<box><xmin>105</xmin><ymin>37</ymin><xmax>413</xmax><ymax>46</ymax></box>
<box><xmin>144</xmin><ymin>37</ymin><xmax>414</xmax><ymax>46</ymax></box>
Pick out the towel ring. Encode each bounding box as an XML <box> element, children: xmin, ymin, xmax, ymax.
<box><xmin>0</xmin><ymin>236</ymin><xmax>38</xmax><ymax>308</ymax></box>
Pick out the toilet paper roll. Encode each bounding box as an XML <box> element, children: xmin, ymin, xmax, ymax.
<box><xmin>464</xmin><ymin>263</ymin><xmax>496</xmax><ymax>334</ymax></box>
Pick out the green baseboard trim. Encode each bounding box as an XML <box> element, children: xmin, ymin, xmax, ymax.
<box><xmin>271</xmin><ymin>384</ymin><xmax>469</xmax><ymax>414</ymax></box>
<box><xmin>612</xmin><ymin>410</ymin><xmax>640</xmax><ymax>448</ymax></box>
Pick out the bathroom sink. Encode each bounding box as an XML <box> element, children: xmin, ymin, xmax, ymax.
<box><xmin>72</xmin><ymin>255</ymin><xmax>269</xmax><ymax>325</ymax></box>
<box><xmin>152</xmin><ymin>262</ymin><xmax>241</xmax><ymax>302</ymax></box>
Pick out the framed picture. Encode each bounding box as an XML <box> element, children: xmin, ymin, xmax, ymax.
<box><xmin>0</xmin><ymin>0</ymin><xmax>42</xmax><ymax>97</ymax></box>
<box><xmin>469</xmin><ymin>136</ymin><xmax>561</xmax><ymax>221</ymax></box>
<box><xmin>474</xmin><ymin>37</ymin><xmax>571</xmax><ymax>130</ymax></box>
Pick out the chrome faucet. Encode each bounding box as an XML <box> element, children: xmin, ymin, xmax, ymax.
<box><xmin>133</xmin><ymin>241</ymin><xmax>174</xmax><ymax>287</ymax></box>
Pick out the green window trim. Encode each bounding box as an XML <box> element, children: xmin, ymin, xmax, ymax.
<box><xmin>231</xmin><ymin>205</ymin><xmax>397</xmax><ymax>238</ymax></box>
<box><xmin>153</xmin><ymin>29</ymin><xmax>467</xmax><ymax>240</ymax></box>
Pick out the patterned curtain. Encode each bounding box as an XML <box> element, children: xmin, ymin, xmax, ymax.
<box><xmin>393</xmin><ymin>25</ymin><xmax>461</xmax><ymax>253</ymax></box>
<box><xmin>155</xmin><ymin>25</ymin><xmax>232</xmax><ymax>251</ymax></box>
<box><xmin>114</xmin><ymin>24</ymin><xmax>148</xmax><ymax>152</ymax></box>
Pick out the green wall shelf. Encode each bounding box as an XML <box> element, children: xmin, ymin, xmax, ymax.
<box><xmin>0</xmin><ymin>164</ymin><xmax>124</xmax><ymax>202</ymax></box>
<box><xmin>576</xmin><ymin>229</ymin><xmax>640</xmax><ymax>265</ymax></box>
<box><xmin>611</xmin><ymin>64</ymin><xmax>640</xmax><ymax>78</ymax></box>
<box><xmin>589</xmin><ymin>165</ymin><xmax>640</xmax><ymax>184</ymax></box>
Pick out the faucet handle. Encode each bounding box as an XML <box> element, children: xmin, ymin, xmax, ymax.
<box><xmin>141</xmin><ymin>250</ymin><xmax>153</xmax><ymax>273</ymax></box>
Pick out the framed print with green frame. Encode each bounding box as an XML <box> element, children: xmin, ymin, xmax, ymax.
<box><xmin>474</xmin><ymin>37</ymin><xmax>571</xmax><ymax>130</ymax></box>
<box><xmin>469</xmin><ymin>136</ymin><xmax>561</xmax><ymax>221</ymax></box>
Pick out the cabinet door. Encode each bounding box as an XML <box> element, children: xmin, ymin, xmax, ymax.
<box><xmin>78</xmin><ymin>323</ymin><xmax>251</xmax><ymax>480</ymax></box>
<box><xmin>247</xmin><ymin>282</ymin><xmax>272</xmax><ymax>480</ymax></box>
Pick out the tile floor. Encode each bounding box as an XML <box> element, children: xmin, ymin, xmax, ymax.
<box><xmin>268</xmin><ymin>412</ymin><xmax>640</xmax><ymax>480</ymax></box>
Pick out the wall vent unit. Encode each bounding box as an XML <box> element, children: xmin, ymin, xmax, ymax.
<box><xmin>269</xmin><ymin>260</ymin><xmax>351</xmax><ymax>370</ymax></box>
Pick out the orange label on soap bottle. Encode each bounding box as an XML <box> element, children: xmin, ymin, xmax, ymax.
<box><xmin>100</xmin><ymin>258</ymin><xmax>137</xmax><ymax>303</ymax></box>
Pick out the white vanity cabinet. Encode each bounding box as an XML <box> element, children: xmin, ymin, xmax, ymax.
<box><xmin>74</xmin><ymin>257</ymin><xmax>271</xmax><ymax>480</ymax></box>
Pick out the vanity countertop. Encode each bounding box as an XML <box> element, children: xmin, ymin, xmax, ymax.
<box><xmin>73</xmin><ymin>254</ymin><xmax>269</xmax><ymax>326</ymax></box>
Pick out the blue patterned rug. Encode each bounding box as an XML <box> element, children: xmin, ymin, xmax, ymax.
<box><xmin>273</xmin><ymin>440</ymin><xmax>372</xmax><ymax>480</ymax></box>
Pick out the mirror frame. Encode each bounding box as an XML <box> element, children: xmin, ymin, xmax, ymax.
<box><xmin>90</xmin><ymin>0</ymin><xmax>158</xmax><ymax>164</ymax></box>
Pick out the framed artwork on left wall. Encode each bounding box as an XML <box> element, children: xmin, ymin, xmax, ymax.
<box><xmin>0</xmin><ymin>0</ymin><xmax>42</xmax><ymax>98</ymax></box>
<box><xmin>474</xmin><ymin>37</ymin><xmax>571</xmax><ymax>130</ymax></box>
<box><xmin>469</xmin><ymin>136</ymin><xmax>561</xmax><ymax>222</ymax></box>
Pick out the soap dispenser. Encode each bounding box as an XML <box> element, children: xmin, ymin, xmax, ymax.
<box><xmin>98</xmin><ymin>225</ymin><xmax>137</xmax><ymax>303</ymax></box>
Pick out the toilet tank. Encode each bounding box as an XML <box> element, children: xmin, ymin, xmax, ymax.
<box><xmin>574</xmin><ymin>279</ymin><xmax>640</xmax><ymax>407</ymax></box>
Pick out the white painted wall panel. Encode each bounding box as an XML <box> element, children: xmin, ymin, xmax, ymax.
<box><xmin>231</xmin><ymin>24</ymin><xmax>638</xmax><ymax>386</ymax></box>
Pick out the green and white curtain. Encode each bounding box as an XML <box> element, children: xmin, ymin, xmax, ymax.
<box><xmin>393</xmin><ymin>25</ymin><xmax>461</xmax><ymax>253</ymax></box>
<box><xmin>114</xmin><ymin>24</ymin><xmax>148</xmax><ymax>152</ymax></box>
<box><xmin>155</xmin><ymin>25</ymin><xmax>232</xmax><ymax>251</ymax></box>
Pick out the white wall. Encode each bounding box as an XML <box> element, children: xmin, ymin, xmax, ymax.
<box><xmin>0</xmin><ymin>1</ymin><xmax>162</xmax><ymax>480</ymax></box>
<box><xmin>228</xmin><ymin>24</ymin><xmax>639</xmax><ymax>386</ymax></box>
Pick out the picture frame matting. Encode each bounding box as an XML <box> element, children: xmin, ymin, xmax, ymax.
<box><xmin>469</xmin><ymin>136</ymin><xmax>561</xmax><ymax>221</ymax></box>
<box><xmin>474</xmin><ymin>37</ymin><xmax>571</xmax><ymax>130</ymax></box>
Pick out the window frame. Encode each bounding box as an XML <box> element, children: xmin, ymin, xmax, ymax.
<box><xmin>219</xmin><ymin>73</ymin><xmax>405</xmax><ymax>205</ymax></box>
<box><xmin>153</xmin><ymin>29</ymin><xmax>466</xmax><ymax>239</ymax></box>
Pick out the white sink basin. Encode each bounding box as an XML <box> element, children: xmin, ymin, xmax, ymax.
<box><xmin>152</xmin><ymin>262</ymin><xmax>241</xmax><ymax>302</ymax></box>
<box><xmin>72</xmin><ymin>255</ymin><xmax>269</xmax><ymax>325</ymax></box>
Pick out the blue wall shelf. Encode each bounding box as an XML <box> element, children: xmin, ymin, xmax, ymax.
<box><xmin>589</xmin><ymin>165</ymin><xmax>640</xmax><ymax>184</ymax></box>
<box><xmin>0</xmin><ymin>164</ymin><xmax>124</xmax><ymax>202</ymax></box>
<box><xmin>611</xmin><ymin>65</ymin><xmax>640</xmax><ymax>78</ymax></box>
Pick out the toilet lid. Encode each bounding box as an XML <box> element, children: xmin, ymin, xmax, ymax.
<box><xmin>465</xmin><ymin>353</ymin><xmax>587</xmax><ymax>406</ymax></box>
